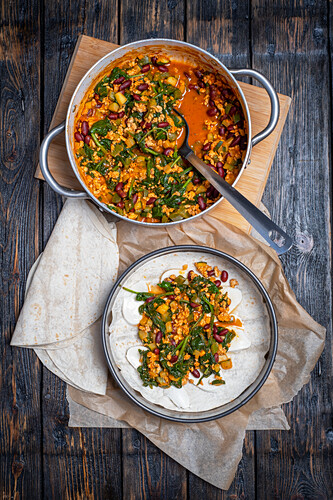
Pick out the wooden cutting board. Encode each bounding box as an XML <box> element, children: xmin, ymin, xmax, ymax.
<box><xmin>35</xmin><ymin>35</ymin><xmax>291</xmax><ymax>233</ymax></box>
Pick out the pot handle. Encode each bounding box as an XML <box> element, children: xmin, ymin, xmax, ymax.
<box><xmin>39</xmin><ymin>121</ymin><xmax>88</xmax><ymax>198</ymax></box>
<box><xmin>230</xmin><ymin>69</ymin><xmax>280</xmax><ymax>147</ymax></box>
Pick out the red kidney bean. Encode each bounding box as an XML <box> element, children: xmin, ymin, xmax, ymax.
<box><xmin>190</xmin><ymin>302</ymin><xmax>200</xmax><ymax>308</ymax></box>
<box><xmin>203</xmin><ymin>324</ymin><xmax>210</xmax><ymax>330</ymax></box>
<box><xmin>108</xmin><ymin>112</ymin><xmax>118</xmax><ymax>120</ymax></box>
<box><xmin>214</xmin><ymin>353</ymin><xmax>219</xmax><ymax>363</ymax></box>
<box><xmin>207</xmin><ymin>107</ymin><xmax>218</xmax><ymax>117</ymax></box>
<box><xmin>119</xmin><ymin>80</ymin><xmax>131</xmax><ymax>91</ymax></box>
<box><xmin>163</xmin><ymin>147</ymin><xmax>173</xmax><ymax>156</ymax></box>
<box><xmin>170</xmin><ymin>338</ymin><xmax>176</xmax><ymax>346</ymax></box>
<box><xmin>207</xmin><ymin>270</ymin><xmax>215</xmax><ymax>276</ymax></box>
<box><xmin>168</xmin><ymin>295</ymin><xmax>175</xmax><ymax>300</ymax></box>
<box><xmin>213</xmin><ymin>333</ymin><xmax>223</xmax><ymax>343</ymax></box>
<box><xmin>144</xmin><ymin>122</ymin><xmax>152</xmax><ymax>130</ymax></box>
<box><xmin>158</xmin><ymin>65</ymin><xmax>168</xmax><ymax>72</ymax></box>
<box><xmin>170</xmin><ymin>355</ymin><xmax>178</xmax><ymax>363</ymax></box>
<box><xmin>221</xmin><ymin>270</ymin><xmax>228</xmax><ymax>282</ymax></box>
<box><xmin>137</xmin><ymin>83</ymin><xmax>149</xmax><ymax>91</ymax></box>
<box><xmin>220</xmin><ymin>329</ymin><xmax>229</xmax><ymax>336</ymax></box>
<box><xmin>218</xmin><ymin>167</ymin><xmax>225</xmax><ymax>178</ymax></box>
<box><xmin>229</xmin><ymin>105</ymin><xmax>237</xmax><ymax>116</ymax></box>
<box><xmin>226</xmin><ymin>132</ymin><xmax>233</xmax><ymax>139</ymax></box>
<box><xmin>198</xmin><ymin>196</ymin><xmax>206</xmax><ymax>210</ymax></box>
<box><xmin>145</xmin><ymin>296</ymin><xmax>155</xmax><ymax>303</ymax></box>
<box><xmin>155</xmin><ymin>331</ymin><xmax>163</xmax><ymax>344</ymax></box>
<box><xmin>209</xmin><ymin>99</ymin><xmax>215</xmax><ymax>107</ymax></box>
<box><xmin>215</xmin><ymin>279</ymin><xmax>221</xmax><ymax>287</ymax></box>
<box><xmin>213</xmin><ymin>324</ymin><xmax>218</xmax><ymax>334</ymax></box>
<box><xmin>118</xmin><ymin>111</ymin><xmax>125</xmax><ymax>118</ymax></box>
<box><xmin>209</xmin><ymin>86</ymin><xmax>217</xmax><ymax>99</ymax></box>
<box><xmin>157</xmin><ymin>121</ymin><xmax>169</xmax><ymax>128</ymax></box>
<box><xmin>188</xmin><ymin>83</ymin><xmax>199</xmax><ymax>90</ymax></box>
<box><xmin>113</xmin><ymin>76</ymin><xmax>125</xmax><ymax>84</ymax></box>
<box><xmin>151</xmin><ymin>56</ymin><xmax>157</xmax><ymax>65</ymax></box>
<box><xmin>115</xmin><ymin>182</ymin><xmax>123</xmax><ymax>193</ymax></box>
<box><xmin>193</xmin><ymin>177</ymin><xmax>200</xmax><ymax>185</ymax></box>
<box><xmin>146</xmin><ymin>197</ymin><xmax>156</xmax><ymax>205</ymax></box>
<box><xmin>154</xmin><ymin>348</ymin><xmax>160</xmax><ymax>355</ymax></box>
<box><xmin>133</xmin><ymin>94</ymin><xmax>141</xmax><ymax>101</ymax></box>
<box><xmin>95</xmin><ymin>103</ymin><xmax>102</xmax><ymax>108</ymax></box>
<box><xmin>221</xmin><ymin>88</ymin><xmax>229</xmax><ymax>96</ymax></box>
<box><xmin>194</xmin><ymin>69</ymin><xmax>203</xmax><ymax>79</ymax></box>
<box><xmin>227</xmin><ymin>124</ymin><xmax>235</xmax><ymax>131</ymax></box>
<box><xmin>81</xmin><ymin>121</ymin><xmax>89</xmax><ymax>136</ymax></box>
<box><xmin>216</xmin><ymin>161</ymin><xmax>223</xmax><ymax>169</ymax></box>
<box><xmin>118</xmin><ymin>190</ymin><xmax>127</xmax><ymax>198</ymax></box>
<box><xmin>218</xmin><ymin>126</ymin><xmax>226</xmax><ymax>136</ymax></box>
<box><xmin>141</xmin><ymin>64</ymin><xmax>150</xmax><ymax>73</ymax></box>
<box><xmin>184</xmin><ymin>71</ymin><xmax>191</xmax><ymax>79</ymax></box>
<box><xmin>212</xmin><ymin>188</ymin><xmax>219</xmax><ymax>198</ymax></box>
<box><xmin>74</xmin><ymin>132</ymin><xmax>84</xmax><ymax>142</ymax></box>
<box><xmin>240</xmin><ymin>136</ymin><xmax>247</xmax><ymax>149</ymax></box>
<box><xmin>206</xmin><ymin>186</ymin><xmax>214</xmax><ymax>198</ymax></box>
<box><xmin>208</xmin><ymin>163</ymin><xmax>215</xmax><ymax>169</ymax></box>
<box><xmin>202</xmin><ymin>142</ymin><xmax>211</xmax><ymax>151</ymax></box>
<box><xmin>192</xmin><ymin>369</ymin><xmax>200</xmax><ymax>378</ymax></box>
<box><xmin>87</xmin><ymin>108</ymin><xmax>93</xmax><ymax>117</ymax></box>
<box><xmin>84</xmin><ymin>135</ymin><xmax>91</xmax><ymax>145</ymax></box>
<box><xmin>221</xmin><ymin>113</ymin><xmax>228</xmax><ymax>120</ymax></box>
<box><xmin>132</xmin><ymin>193</ymin><xmax>138</xmax><ymax>204</ymax></box>
<box><xmin>230</xmin><ymin>136</ymin><xmax>241</xmax><ymax>147</ymax></box>
<box><xmin>197</xmin><ymin>80</ymin><xmax>205</xmax><ymax>88</ymax></box>
<box><xmin>117</xmin><ymin>201</ymin><xmax>125</xmax><ymax>209</ymax></box>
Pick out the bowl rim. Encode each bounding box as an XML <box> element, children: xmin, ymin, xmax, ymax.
<box><xmin>101</xmin><ymin>244</ymin><xmax>278</xmax><ymax>423</ymax></box>
<box><xmin>65</xmin><ymin>38</ymin><xmax>252</xmax><ymax>226</ymax></box>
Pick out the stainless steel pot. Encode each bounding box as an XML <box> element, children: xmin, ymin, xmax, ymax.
<box><xmin>101</xmin><ymin>245</ymin><xmax>278</xmax><ymax>423</ymax></box>
<box><xmin>40</xmin><ymin>39</ymin><xmax>280</xmax><ymax>226</ymax></box>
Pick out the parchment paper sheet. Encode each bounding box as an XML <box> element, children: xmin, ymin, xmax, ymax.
<box><xmin>67</xmin><ymin>211</ymin><xmax>325</xmax><ymax>490</ymax></box>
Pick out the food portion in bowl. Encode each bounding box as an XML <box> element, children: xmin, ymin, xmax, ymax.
<box><xmin>124</xmin><ymin>262</ymin><xmax>247</xmax><ymax>389</ymax></box>
<box><xmin>108</xmin><ymin>251</ymin><xmax>270</xmax><ymax>412</ymax></box>
<box><xmin>74</xmin><ymin>53</ymin><xmax>247</xmax><ymax>222</ymax></box>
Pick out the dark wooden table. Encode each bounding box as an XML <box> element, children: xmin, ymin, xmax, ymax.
<box><xmin>1</xmin><ymin>1</ymin><xmax>332</xmax><ymax>498</ymax></box>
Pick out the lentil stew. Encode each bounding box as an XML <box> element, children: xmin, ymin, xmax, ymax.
<box><xmin>124</xmin><ymin>261</ymin><xmax>242</xmax><ymax>389</ymax></box>
<box><xmin>74</xmin><ymin>54</ymin><xmax>248</xmax><ymax>223</ymax></box>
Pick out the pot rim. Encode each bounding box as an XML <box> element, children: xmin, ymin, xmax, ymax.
<box><xmin>101</xmin><ymin>244</ymin><xmax>278</xmax><ymax>423</ymax></box>
<box><xmin>65</xmin><ymin>38</ymin><xmax>252</xmax><ymax>226</ymax></box>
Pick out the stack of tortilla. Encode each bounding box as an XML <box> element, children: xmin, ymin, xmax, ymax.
<box><xmin>11</xmin><ymin>199</ymin><xmax>119</xmax><ymax>395</ymax></box>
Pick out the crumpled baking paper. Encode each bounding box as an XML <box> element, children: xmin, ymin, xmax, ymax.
<box><xmin>68</xmin><ymin>208</ymin><xmax>325</xmax><ymax>490</ymax></box>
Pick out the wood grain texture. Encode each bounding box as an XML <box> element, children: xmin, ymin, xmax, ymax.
<box><xmin>253</xmin><ymin>0</ymin><xmax>333</xmax><ymax>498</ymax></box>
<box><xmin>0</xmin><ymin>0</ymin><xmax>43</xmax><ymax>498</ymax></box>
<box><xmin>40</xmin><ymin>2</ymin><xmax>123</xmax><ymax>500</ymax></box>
<box><xmin>122</xmin><ymin>429</ymin><xmax>187</xmax><ymax>500</ymax></box>
<box><xmin>34</xmin><ymin>34</ymin><xmax>291</xmax><ymax>234</ymax></box>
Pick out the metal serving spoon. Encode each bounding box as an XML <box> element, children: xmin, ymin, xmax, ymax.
<box><xmin>173</xmin><ymin>109</ymin><xmax>293</xmax><ymax>255</ymax></box>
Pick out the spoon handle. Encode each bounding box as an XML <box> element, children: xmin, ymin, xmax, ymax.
<box><xmin>186</xmin><ymin>151</ymin><xmax>293</xmax><ymax>255</ymax></box>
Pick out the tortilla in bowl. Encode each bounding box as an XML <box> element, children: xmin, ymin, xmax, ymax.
<box><xmin>102</xmin><ymin>246</ymin><xmax>277</xmax><ymax>422</ymax></box>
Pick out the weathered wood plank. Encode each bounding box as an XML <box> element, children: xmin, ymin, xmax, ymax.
<box><xmin>186</xmin><ymin>1</ymin><xmax>255</xmax><ymax>497</ymax></box>
<box><xmin>120</xmin><ymin>0</ymin><xmax>185</xmax><ymax>44</ymax></box>
<box><xmin>119</xmin><ymin>2</ymin><xmax>189</xmax><ymax>498</ymax></box>
<box><xmin>122</xmin><ymin>430</ymin><xmax>187</xmax><ymax>500</ymax></box>
<box><xmin>41</xmin><ymin>2</ymin><xmax>123</xmax><ymax>499</ymax></box>
<box><xmin>252</xmin><ymin>1</ymin><xmax>333</xmax><ymax>498</ymax></box>
<box><xmin>0</xmin><ymin>0</ymin><xmax>43</xmax><ymax>498</ymax></box>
